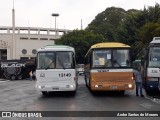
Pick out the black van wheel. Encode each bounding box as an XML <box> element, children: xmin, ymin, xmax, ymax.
<box><xmin>10</xmin><ymin>75</ymin><xmax>16</xmax><ymax>80</ymax></box>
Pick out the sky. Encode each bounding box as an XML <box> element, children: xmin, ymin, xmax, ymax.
<box><xmin>0</xmin><ymin>0</ymin><xmax>159</xmax><ymax>30</ymax></box>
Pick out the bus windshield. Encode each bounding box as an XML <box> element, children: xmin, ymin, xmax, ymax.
<box><xmin>37</xmin><ymin>51</ymin><xmax>75</xmax><ymax>69</ymax></box>
<box><xmin>92</xmin><ymin>49</ymin><xmax>131</xmax><ymax>68</ymax></box>
<box><xmin>149</xmin><ymin>47</ymin><xmax>160</xmax><ymax>67</ymax></box>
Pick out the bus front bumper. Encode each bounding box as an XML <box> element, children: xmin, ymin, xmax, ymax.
<box><xmin>90</xmin><ymin>83</ymin><xmax>135</xmax><ymax>91</ymax></box>
<box><xmin>145</xmin><ymin>81</ymin><xmax>159</xmax><ymax>92</ymax></box>
<box><xmin>35</xmin><ymin>84</ymin><xmax>77</xmax><ymax>92</ymax></box>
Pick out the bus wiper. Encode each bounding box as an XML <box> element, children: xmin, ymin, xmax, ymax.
<box><xmin>62</xmin><ymin>64</ymin><xmax>66</xmax><ymax>70</ymax></box>
<box><xmin>45</xmin><ymin>60</ymin><xmax>54</xmax><ymax>70</ymax></box>
<box><xmin>113</xmin><ymin>60</ymin><xmax>122</xmax><ymax>67</ymax></box>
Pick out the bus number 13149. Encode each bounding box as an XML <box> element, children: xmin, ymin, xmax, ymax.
<box><xmin>59</xmin><ymin>73</ymin><xmax>71</xmax><ymax>77</ymax></box>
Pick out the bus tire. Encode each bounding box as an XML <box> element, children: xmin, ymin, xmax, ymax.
<box><xmin>42</xmin><ymin>91</ymin><xmax>48</xmax><ymax>96</ymax></box>
<box><xmin>71</xmin><ymin>90</ymin><xmax>76</xmax><ymax>95</ymax></box>
<box><xmin>145</xmin><ymin>89</ymin><xmax>151</xmax><ymax>95</ymax></box>
<box><xmin>89</xmin><ymin>79</ymin><xmax>92</xmax><ymax>89</ymax></box>
<box><xmin>119</xmin><ymin>90</ymin><xmax>125</xmax><ymax>95</ymax></box>
<box><xmin>84</xmin><ymin>75</ymin><xmax>88</xmax><ymax>87</ymax></box>
<box><xmin>10</xmin><ymin>75</ymin><xmax>16</xmax><ymax>80</ymax></box>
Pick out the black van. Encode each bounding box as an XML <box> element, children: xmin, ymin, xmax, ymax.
<box><xmin>0</xmin><ymin>59</ymin><xmax>36</xmax><ymax>80</ymax></box>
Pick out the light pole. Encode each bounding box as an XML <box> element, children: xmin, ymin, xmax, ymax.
<box><xmin>51</xmin><ymin>13</ymin><xmax>59</xmax><ymax>37</ymax></box>
<box><xmin>12</xmin><ymin>0</ymin><xmax>16</xmax><ymax>59</ymax></box>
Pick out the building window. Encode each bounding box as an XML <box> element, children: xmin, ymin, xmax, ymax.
<box><xmin>0</xmin><ymin>49</ymin><xmax>7</xmax><ymax>60</ymax></box>
<box><xmin>30</xmin><ymin>57</ymin><xmax>35</xmax><ymax>60</ymax></box>
<box><xmin>30</xmin><ymin>38</ymin><xmax>38</xmax><ymax>40</ymax></box>
<box><xmin>32</xmin><ymin>49</ymin><xmax>37</xmax><ymax>54</ymax></box>
<box><xmin>40</xmin><ymin>38</ymin><xmax>48</xmax><ymax>40</ymax></box>
<box><xmin>20</xmin><ymin>57</ymin><xmax>29</xmax><ymax>60</ymax></box>
<box><xmin>20</xmin><ymin>37</ymin><xmax>28</xmax><ymax>40</ymax></box>
<box><xmin>22</xmin><ymin>49</ymin><xmax>27</xmax><ymax>54</ymax></box>
<box><xmin>50</xmin><ymin>39</ymin><xmax>55</xmax><ymax>41</ymax></box>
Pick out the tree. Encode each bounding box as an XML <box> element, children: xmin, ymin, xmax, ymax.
<box><xmin>55</xmin><ymin>30</ymin><xmax>105</xmax><ymax>63</ymax></box>
<box><xmin>119</xmin><ymin>9</ymin><xmax>141</xmax><ymax>46</ymax></box>
<box><xmin>138</xmin><ymin>22</ymin><xmax>160</xmax><ymax>45</ymax></box>
<box><xmin>86</xmin><ymin>7</ymin><xmax>126</xmax><ymax>41</ymax></box>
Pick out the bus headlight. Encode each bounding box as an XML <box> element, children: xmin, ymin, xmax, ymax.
<box><xmin>128</xmin><ymin>84</ymin><xmax>133</xmax><ymax>88</ymax></box>
<box><xmin>66</xmin><ymin>85</ymin><xmax>74</xmax><ymax>88</ymax></box>
<box><xmin>70</xmin><ymin>85</ymin><xmax>74</xmax><ymax>88</ymax></box>
<box><xmin>94</xmin><ymin>85</ymin><xmax>102</xmax><ymax>88</ymax></box>
<box><xmin>38</xmin><ymin>86</ymin><xmax>45</xmax><ymax>89</ymax></box>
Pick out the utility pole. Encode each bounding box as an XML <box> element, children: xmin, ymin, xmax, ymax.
<box><xmin>12</xmin><ymin>0</ymin><xmax>16</xmax><ymax>59</ymax></box>
<box><xmin>51</xmin><ymin>13</ymin><xmax>59</xmax><ymax>38</ymax></box>
<box><xmin>81</xmin><ymin>19</ymin><xmax>83</xmax><ymax>30</ymax></box>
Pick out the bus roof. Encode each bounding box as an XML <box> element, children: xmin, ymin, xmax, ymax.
<box><xmin>85</xmin><ymin>42</ymin><xmax>130</xmax><ymax>57</ymax></box>
<box><xmin>90</xmin><ymin>42</ymin><xmax>130</xmax><ymax>49</ymax></box>
<box><xmin>150</xmin><ymin>37</ymin><xmax>160</xmax><ymax>44</ymax></box>
<box><xmin>37</xmin><ymin>45</ymin><xmax>75</xmax><ymax>52</ymax></box>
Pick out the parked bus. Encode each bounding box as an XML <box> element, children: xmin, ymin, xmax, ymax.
<box><xmin>141</xmin><ymin>37</ymin><xmax>160</xmax><ymax>94</ymax></box>
<box><xmin>35</xmin><ymin>45</ymin><xmax>78</xmax><ymax>96</ymax></box>
<box><xmin>84</xmin><ymin>42</ymin><xmax>134</xmax><ymax>95</ymax></box>
<box><xmin>77</xmin><ymin>64</ymin><xmax>85</xmax><ymax>75</ymax></box>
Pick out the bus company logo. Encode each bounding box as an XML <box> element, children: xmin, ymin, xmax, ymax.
<box><xmin>1</xmin><ymin>63</ymin><xmax>26</xmax><ymax>68</ymax></box>
<box><xmin>40</xmin><ymin>73</ymin><xmax>45</xmax><ymax>77</ymax></box>
<box><xmin>2</xmin><ymin>112</ymin><xmax>11</xmax><ymax>117</ymax></box>
<box><xmin>97</xmin><ymin>69</ymin><xmax>109</xmax><ymax>72</ymax></box>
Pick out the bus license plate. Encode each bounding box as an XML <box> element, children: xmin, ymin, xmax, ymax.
<box><xmin>52</xmin><ymin>88</ymin><xmax>59</xmax><ymax>90</ymax></box>
<box><xmin>110</xmin><ymin>86</ymin><xmax>117</xmax><ymax>89</ymax></box>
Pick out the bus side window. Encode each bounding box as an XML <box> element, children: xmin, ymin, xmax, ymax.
<box><xmin>85</xmin><ymin>51</ymin><xmax>91</xmax><ymax>67</ymax></box>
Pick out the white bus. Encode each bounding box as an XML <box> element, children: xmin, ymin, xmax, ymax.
<box><xmin>35</xmin><ymin>45</ymin><xmax>78</xmax><ymax>96</ymax></box>
<box><xmin>141</xmin><ymin>37</ymin><xmax>160</xmax><ymax>94</ymax></box>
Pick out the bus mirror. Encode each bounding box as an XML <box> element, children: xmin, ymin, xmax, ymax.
<box><xmin>141</xmin><ymin>55</ymin><xmax>144</xmax><ymax>66</ymax></box>
<box><xmin>141</xmin><ymin>60</ymin><xmax>144</xmax><ymax>66</ymax></box>
<box><xmin>84</xmin><ymin>57</ymin><xmax>88</xmax><ymax>64</ymax></box>
<box><xmin>130</xmin><ymin>50</ymin><xmax>135</xmax><ymax>62</ymax></box>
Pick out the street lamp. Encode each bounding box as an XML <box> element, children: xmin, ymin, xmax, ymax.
<box><xmin>51</xmin><ymin>13</ymin><xmax>59</xmax><ymax>36</ymax></box>
<box><xmin>12</xmin><ymin>0</ymin><xmax>16</xmax><ymax>59</ymax></box>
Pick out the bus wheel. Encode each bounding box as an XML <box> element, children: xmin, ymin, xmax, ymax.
<box><xmin>145</xmin><ymin>89</ymin><xmax>151</xmax><ymax>95</ymax></box>
<box><xmin>119</xmin><ymin>90</ymin><xmax>125</xmax><ymax>96</ymax></box>
<box><xmin>70</xmin><ymin>90</ymin><xmax>76</xmax><ymax>95</ymax></box>
<box><xmin>10</xmin><ymin>75</ymin><xmax>16</xmax><ymax>80</ymax></box>
<box><xmin>42</xmin><ymin>91</ymin><xmax>48</xmax><ymax>96</ymax></box>
<box><xmin>17</xmin><ymin>75</ymin><xmax>23</xmax><ymax>80</ymax></box>
<box><xmin>84</xmin><ymin>75</ymin><xmax>88</xmax><ymax>87</ymax></box>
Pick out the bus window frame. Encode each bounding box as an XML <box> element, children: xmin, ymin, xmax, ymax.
<box><xmin>88</xmin><ymin>48</ymin><xmax>132</xmax><ymax>69</ymax></box>
<box><xmin>37</xmin><ymin>51</ymin><xmax>75</xmax><ymax>70</ymax></box>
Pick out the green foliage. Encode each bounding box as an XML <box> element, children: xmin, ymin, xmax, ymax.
<box><xmin>86</xmin><ymin>7</ymin><xmax>126</xmax><ymax>41</ymax></box>
<box><xmin>139</xmin><ymin>22</ymin><xmax>160</xmax><ymax>45</ymax></box>
<box><xmin>56</xmin><ymin>3</ymin><xmax>160</xmax><ymax>61</ymax></box>
<box><xmin>86</xmin><ymin>3</ymin><xmax>160</xmax><ymax>58</ymax></box>
<box><xmin>55</xmin><ymin>30</ymin><xmax>105</xmax><ymax>63</ymax></box>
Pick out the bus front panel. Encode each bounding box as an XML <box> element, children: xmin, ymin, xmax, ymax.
<box><xmin>89</xmin><ymin>69</ymin><xmax>134</xmax><ymax>91</ymax></box>
<box><xmin>35</xmin><ymin>69</ymin><xmax>77</xmax><ymax>92</ymax></box>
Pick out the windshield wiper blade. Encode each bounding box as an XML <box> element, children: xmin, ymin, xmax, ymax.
<box><xmin>45</xmin><ymin>60</ymin><xmax>54</xmax><ymax>70</ymax></box>
<box><xmin>113</xmin><ymin>60</ymin><xmax>122</xmax><ymax>67</ymax></box>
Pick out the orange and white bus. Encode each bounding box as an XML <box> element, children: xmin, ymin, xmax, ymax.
<box><xmin>84</xmin><ymin>42</ymin><xmax>135</xmax><ymax>95</ymax></box>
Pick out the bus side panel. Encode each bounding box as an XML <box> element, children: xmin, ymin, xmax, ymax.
<box><xmin>89</xmin><ymin>71</ymin><xmax>134</xmax><ymax>91</ymax></box>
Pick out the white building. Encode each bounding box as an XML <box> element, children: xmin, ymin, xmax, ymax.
<box><xmin>0</xmin><ymin>26</ymin><xmax>70</xmax><ymax>60</ymax></box>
